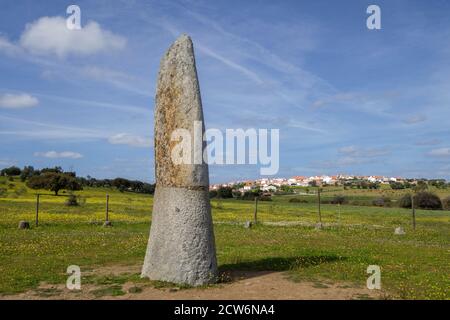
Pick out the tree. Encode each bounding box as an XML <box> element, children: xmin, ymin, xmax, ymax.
<box><xmin>233</xmin><ymin>183</ymin><xmax>244</xmax><ymax>189</ymax></box>
<box><xmin>217</xmin><ymin>186</ymin><xmax>233</xmax><ymax>198</ymax></box>
<box><xmin>209</xmin><ymin>190</ymin><xmax>218</xmax><ymax>198</ymax></box>
<box><xmin>429</xmin><ymin>179</ymin><xmax>447</xmax><ymax>189</ymax></box>
<box><xmin>141</xmin><ymin>183</ymin><xmax>155</xmax><ymax>194</ymax></box>
<box><xmin>112</xmin><ymin>178</ymin><xmax>131</xmax><ymax>192</ymax></box>
<box><xmin>1</xmin><ymin>166</ymin><xmax>21</xmax><ymax>176</ymax></box>
<box><xmin>20</xmin><ymin>166</ymin><xmax>36</xmax><ymax>182</ymax></box>
<box><xmin>27</xmin><ymin>172</ymin><xmax>82</xmax><ymax>195</ymax></box>
<box><xmin>414</xmin><ymin>180</ymin><xmax>428</xmax><ymax>192</ymax></box>
<box><xmin>390</xmin><ymin>182</ymin><xmax>405</xmax><ymax>190</ymax></box>
<box><xmin>40</xmin><ymin>166</ymin><xmax>63</xmax><ymax>174</ymax></box>
<box><xmin>280</xmin><ymin>185</ymin><xmax>293</xmax><ymax>193</ymax></box>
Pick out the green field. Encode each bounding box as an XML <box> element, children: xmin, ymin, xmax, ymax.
<box><xmin>0</xmin><ymin>176</ymin><xmax>449</xmax><ymax>299</ymax></box>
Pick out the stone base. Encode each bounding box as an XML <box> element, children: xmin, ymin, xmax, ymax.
<box><xmin>141</xmin><ymin>186</ymin><xmax>218</xmax><ymax>286</ymax></box>
<box><xmin>18</xmin><ymin>221</ymin><xmax>30</xmax><ymax>229</ymax></box>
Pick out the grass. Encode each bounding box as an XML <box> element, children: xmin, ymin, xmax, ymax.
<box><xmin>90</xmin><ymin>285</ymin><xmax>126</xmax><ymax>298</ymax></box>
<box><xmin>0</xmin><ymin>176</ymin><xmax>449</xmax><ymax>299</ymax></box>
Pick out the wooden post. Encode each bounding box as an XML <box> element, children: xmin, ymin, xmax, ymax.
<box><xmin>253</xmin><ymin>196</ymin><xmax>258</xmax><ymax>224</ymax></box>
<box><xmin>338</xmin><ymin>203</ymin><xmax>341</xmax><ymax>226</ymax></box>
<box><xmin>35</xmin><ymin>194</ymin><xmax>40</xmax><ymax>226</ymax></box>
<box><xmin>106</xmin><ymin>194</ymin><xmax>109</xmax><ymax>222</ymax></box>
<box><xmin>411</xmin><ymin>194</ymin><xmax>416</xmax><ymax>230</ymax></box>
<box><xmin>317</xmin><ymin>188</ymin><xmax>322</xmax><ymax>224</ymax></box>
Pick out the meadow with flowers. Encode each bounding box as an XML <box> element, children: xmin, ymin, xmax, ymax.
<box><xmin>0</xmin><ymin>176</ymin><xmax>448</xmax><ymax>299</ymax></box>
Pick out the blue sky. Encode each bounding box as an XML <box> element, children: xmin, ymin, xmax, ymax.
<box><xmin>1</xmin><ymin>0</ymin><xmax>450</xmax><ymax>183</ymax></box>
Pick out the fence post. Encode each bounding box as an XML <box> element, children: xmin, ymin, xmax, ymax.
<box><xmin>254</xmin><ymin>196</ymin><xmax>258</xmax><ymax>224</ymax></box>
<box><xmin>411</xmin><ymin>194</ymin><xmax>416</xmax><ymax>230</ymax></box>
<box><xmin>106</xmin><ymin>194</ymin><xmax>109</xmax><ymax>222</ymax></box>
<box><xmin>338</xmin><ymin>203</ymin><xmax>341</xmax><ymax>226</ymax></box>
<box><xmin>35</xmin><ymin>194</ymin><xmax>40</xmax><ymax>226</ymax></box>
<box><xmin>317</xmin><ymin>188</ymin><xmax>322</xmax><ymax>224</ymax></box>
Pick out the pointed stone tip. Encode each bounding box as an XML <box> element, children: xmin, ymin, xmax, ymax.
<box><xmin>164</xmin><ymin>34</ymin><xmax>193</xmax><ymax>58</ymax></box>
<box><xmin>174</xmin><ymin>33</ymin><xmax>192</xmax><ymax>45</ymax></box>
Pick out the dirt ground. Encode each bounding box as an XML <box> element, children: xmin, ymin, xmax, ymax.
<box><xmin>1</xmin><ymin>265</ymin><xmax>385</xmax><ymax>300</ymax></box>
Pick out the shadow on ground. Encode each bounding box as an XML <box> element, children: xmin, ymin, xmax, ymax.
<box><xmin>219</xmin><ymin>254</ymin><xmax>346</xmax><ymax>274</ymax></box>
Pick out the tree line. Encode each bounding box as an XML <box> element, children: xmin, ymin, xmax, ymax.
<box><xmin>0</xmin><ymin>166</ymin><xmax>155</xmax><ymax>196</ymax></box>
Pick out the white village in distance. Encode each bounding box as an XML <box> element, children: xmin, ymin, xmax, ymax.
<box><xmin>210</xmin><ymin>174</ymin><xmax>446</xmax><ymax>193</ymax></box>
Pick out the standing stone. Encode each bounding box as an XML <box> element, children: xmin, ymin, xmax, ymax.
<box><xmin>141</xmin><ymin>34</ymin><xmax>218</xmax><ymax>286</ymax></box>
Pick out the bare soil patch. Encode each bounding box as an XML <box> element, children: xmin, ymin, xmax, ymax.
<box><xmin>1</xmin><ymin>264</ymin><xmax>385</xmax><ymax>300</ymax></box>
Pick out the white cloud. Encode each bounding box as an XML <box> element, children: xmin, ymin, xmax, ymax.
<box><xmin>0</xmin><ymin>115</ymin><xmax>108</xmax><ymax>141</ymax></box>
<box><xmin>0</xmin><ymin>93</ymin><xmax>39</xmax><ymax>109</ymax></box>
<box><xmin>34</xmin><ymin>151</ymin><xmax>83</xmax><ymax>159</ymax></box>
<box><xmin>312</xmin><ymin>93</ymin><xmax>359</xmax><ymax>108</ymax></box>
<box><xmin>80</xmin><ymin>66</ymin><xmax>133</xmax><ymax>82</ymax></box>
<box><xmin>428</xmin><ymin>148</ymin><xmax>450</xmax><ymax>157</ymax></box>
<box><xmin>338</xmin><ymin>146</ymin><xmax>389</xmax><ymax>158</ymax></box>
<box><xmin>403</xmin><ymin>114</ymin><xmax>427</xmax><ymax>124</ymax></box>
<box><xmin>195</xmin><ymin>42</ymin><xmax>264</xmax><ymax>85</ymax></box>
<box><xmin>338</xmin><ymin>146</ymin><xmax>357</xmax><ymax>155</ymax></box>
<box><xmin>78</xmin><ymin>66</ymin><xmax>151</xmax><ymax>96</ymax></box>
<box><xmin>414</xmin><ymin>139</ymin><xmax>441</xmax><ymax>146</ymax></box>
<box><xmin>19</xmin><ymin>16</ymin><xmax>126</xmax><ymax>58</ymax></box>
<box><xmin>0</xmin><ymin>36</ymin><xmax>22</xmax><ymax>56</ymax></box>
<box><xmin>108</xmin><ymin>133</ymin><xmax>153</xmax><ymax>148</ymax></box>
<box><xmin>35</xmin><ymin>92</ymin><xmax>151</xmax><ymax>115</ymax></box>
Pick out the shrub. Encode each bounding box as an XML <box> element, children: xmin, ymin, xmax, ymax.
<box><xmin>232</xmin><ymin>190</ymin><xmax>242</xmax><ymax>198</ymax></box>
<box><xmin>415</xmin><ymin>191</ymin><xmax>442</xmax><ymax>210</ymax></box>
<box><xmin>330</xmin><ymin>195</ymin><xmax>347</xmax><ymax>205</ymax></box>
<box><xmin>390</xmin><ymin>182</ymin><xmax>405</xmax><ymax>190</ymax></box>
<box><xmin>258</xmin><ymin>194</ymin><xmax>272</xmax><ymax>201</ymax></box>
<box><xmin>65</xmin><ymin>194</ymin><xmax>79</xmax><ymax>206</ymax></box>
<box><xmin>209</xmin><ymin>190</ymin><xmax>218</xmax><ymax>198</ymax></box>
<box><xmin>372</xmin><ymin>196</ymin><xmax>391</xmax><ymax>207</ymax></box>
<box><xmin>398</xmin><ymin>194</ymin><xmax>412</xmax><ymax>208</ymax></box>
<box><xmin>0</xmin><ymin>187</ymin><xmax>7</xmax><ymax>197</ymax></box>
<box><xmin>398</xmin><ymin>192</ymin><xmax>443</xmax><ymax>210</ymax></box>
<box><xmin>442</xmin><ymin>196</ymin><xmax>450</xmax><ymax>210</ymax></box>
<box><xmin>240</xmin><ymin>191</ymin><xmax>257</xmax><ymax>200</ymax></box>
